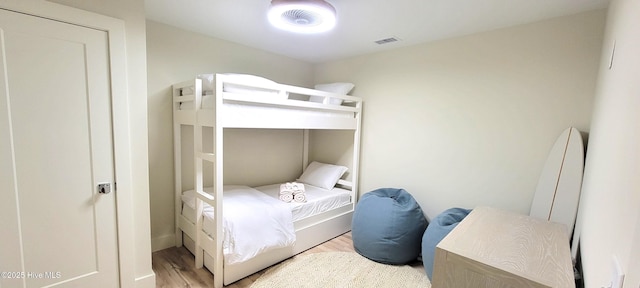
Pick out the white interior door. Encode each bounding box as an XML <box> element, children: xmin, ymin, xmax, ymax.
<box><xmin>0</xmin><ymin>8</ymin><xmax>119</xmax><ymax>287</ymax></box>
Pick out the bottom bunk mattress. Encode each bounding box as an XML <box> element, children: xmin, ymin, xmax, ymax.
<box><xmin>180</xmin><ymin>184</ymin><xmax>352</xmax><ymax>264</ymax></box>
<box><xmin>253</xmin><ymin>183</ymin><xmax>352</xmax><ymax>221</ymax></box>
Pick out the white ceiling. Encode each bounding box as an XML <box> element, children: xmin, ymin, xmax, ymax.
<box><xmin>145</xmin><ymin>0</ymin><xmax>609</xmax><ymax>63</ymax></box>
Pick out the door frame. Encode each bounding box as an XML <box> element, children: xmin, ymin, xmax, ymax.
<box><xmin>0</xmin><ymin>1</ymin><xmax>137</xmax><ymax>287</ymax></box>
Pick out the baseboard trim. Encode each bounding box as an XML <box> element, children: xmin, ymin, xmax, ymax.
<box><xmin>152</xmin><ymin>234</ymin><xmax>175</xmax><ymax>252</ymax></box>
<box><xmin>134</xmin><ymin>272</ymin><xmax>156</xmax><ymax>288</ymax></box>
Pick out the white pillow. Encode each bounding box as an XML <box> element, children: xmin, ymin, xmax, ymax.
<box><xmin>297</xmin><ymin>161</ymin><xmax>348</xmax><ymax>190</ymax></box>
<box><xmin>309</xmin><ymin>82</ymin><xmax>355</xmax><ymax>105</ymax></box>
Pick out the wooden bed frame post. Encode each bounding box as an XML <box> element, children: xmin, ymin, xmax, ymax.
<box><xmin>193</xmin><ymin>79</ymin><xmax>205</xmax><ymax>270</ymax></box>
<box><xmin>214</xmin><ymin>75</ymin><xmax>225</xmax><ymax>288</ymax></box>
<box><xmin>303</xmin><ymin>129</ymin><xmax>310</xmax><ymax>172</ymax></box>
<box><xmin>352</xmin><ymin>101</ymin><xmax>363</xmax><ymax>203</ymax></box>
<box><xmin>173</xmin><ymin>85</ymin><xmax>184</xmax><ymax>248</ymax></box>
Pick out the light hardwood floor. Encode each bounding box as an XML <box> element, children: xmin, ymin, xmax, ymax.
<box><xmin>152</xmin><ymin>232</ymin><xmax>362</xmax><ymax>287</ymax></box>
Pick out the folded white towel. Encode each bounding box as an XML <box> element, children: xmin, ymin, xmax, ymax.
<box><xmin>279</xmin><ymin>193</ymin><xmax>293</xmax><ymax>203</ymax></box>
<box><xmin>280</xmin><ymin>184</ymin><xmax>294</xmax><ymax>195</ymax></box>
<box><xmin>281</xmin><ymin>182</ymin><xmax>306</xmax><ymax>203</ymax></box>
<box><xmin>290</xmin><ymin>182</ymin><xmax>305</xmax><ymax>194</ymax></box>
<box><xmin>281</xmin><ymin>182</ymin><xmax>304</xmax><ymax>192</ymax></box>
<box><xmin>293</xmin><ymin>192</ymin><xmax>307</xmax><ymax>203</ymax></box>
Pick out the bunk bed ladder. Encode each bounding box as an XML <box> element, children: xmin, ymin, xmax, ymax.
<box><xmin>180</xmin><ymin>76</ymin><xmax>221</xmax><ymax>288</ymax></box>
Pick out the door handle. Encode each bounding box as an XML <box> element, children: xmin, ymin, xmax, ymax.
<box><xmin>98</xmin><ymin>183</ymin><xmax>111</xmax><ymax>194</ymax></box>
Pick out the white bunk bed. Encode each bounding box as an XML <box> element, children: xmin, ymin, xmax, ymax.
<box><xmin>172</xmin><ymin>74</ymin><xmax>362</xmax><ymax>287</ymax></box>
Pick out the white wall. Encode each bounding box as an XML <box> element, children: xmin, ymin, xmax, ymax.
<box><xmin>45</xmin><ymin>0</ymin><xmax>155</xmax><ymax>285</ymax></box>
<box><xmin>145</xmin><ymin>21</ymin><xmax>315</xmax><ymax>251</ymax></box>
<box><xmin>314</xmin><ymin>10</ymin><xmax>605</xmax><ymax>221</ymax></box>
<box><xmin>575</xmin><ymin>0</ymin><xmax>640</xmax><ymax>286</ymax></box>
<box><xmin>309</xmin><ymin>130</ymin><xmax>357</xmax><ymax>182</ymax></box>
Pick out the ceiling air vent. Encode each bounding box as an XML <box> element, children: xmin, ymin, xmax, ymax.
<box><xmin>375</xmin><ymin>37</ymin><xmax>400</xmax><ymax>45</ymax></box>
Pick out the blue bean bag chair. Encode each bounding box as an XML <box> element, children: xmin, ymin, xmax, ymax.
<box><xmin>422</xmin><ymin>207</ymin><xmax>472</xmax><ymax>280</ymax></box>
<box><xmin>352</xmin><ymin>188</ymin><xmax>428</xmax><ymax>265</ymax></box>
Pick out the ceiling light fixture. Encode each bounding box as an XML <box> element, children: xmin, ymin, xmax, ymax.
<box><xmin>268</xmin><ymin>0</ymin><xmax>337</xmax><ymax>34</ymax></box>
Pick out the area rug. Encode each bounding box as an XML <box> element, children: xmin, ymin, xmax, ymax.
<box><xmin>251</xmin><ymin>252</ymin><xmax>431</xmax><ymax>288</ymax></box>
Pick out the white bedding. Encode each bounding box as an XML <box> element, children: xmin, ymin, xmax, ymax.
<box><xmin>181</xmin><ymin>184</ymin><xmax>352</xmax><ymax>263</ymax></box>
<box><xmin>181</xmin><ymin>185</ymin><xmax>295</xmax><ymax>265</ymax></box>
